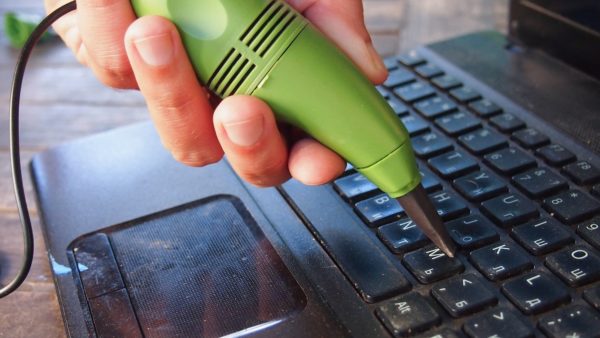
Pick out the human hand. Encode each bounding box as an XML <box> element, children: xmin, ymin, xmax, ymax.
<box><xmin>45</xmin><ymin>0</ymin><xmax>388</xmax><ymax>187</ymax></box>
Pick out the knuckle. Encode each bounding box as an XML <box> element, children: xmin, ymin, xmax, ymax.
<box><xmin>237</xmin><ymin>157</ymin><xmax>289</xmax><ymax>187</ymax></box>
<box><xmin>93</xmin><ymin>54</ymin><xmax>136</xmax><ymax>89</ymax></box>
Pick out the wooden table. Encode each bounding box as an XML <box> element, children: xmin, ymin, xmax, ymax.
<box><xmin>0</xmin><ymin>1</ymin><xmax>507</xmax><ymax>336</ymax></box>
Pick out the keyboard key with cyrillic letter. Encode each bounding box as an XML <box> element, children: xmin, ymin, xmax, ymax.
<box><xmin>431</xmin><ymin>274</ymin><xmax>497</xmax><ymax>317</ymax></box>
<box><xmin>429</xmin><ymin>151</ymin><xmax>479</xmax><ymax>179</ymax></box>
<box><xmin>501</xmin><ymin>271</ymin><xmax>570</xmax><ymax>315</ymax></box>
<box><xmin>545</xmin><ymin>245</ymin><xmax>600</xmax><ymax>287</ymax></box>
<box><xmin>411</xmin><ymin>131</ymin><xmax>453</xmax><ymax>158</ymax></box>
<box><xmin>481</xmin><ymin>193</ymin><xmax>538</xmax><ymax>227</ymax></box>
<box><xmin>511</xmin><ymin>218</ymin><xmax>573</xmax><ymax>255</ymax></box>
<box><xmin>355</xmin><ymin>194</ymin><xmax>404</xmax><ymax>227</ymax></box>
<box><xmin>402</xmin><ymin>246</ymin><xmax>464</xmax><ymax>284</ymax></box>
<box><xmin>446</xmin><ymin>214</ymin><xmax>499</xmax><ymax>250</ymax></box>
<box><xmin>453</xmin><ymin>170</ymin><xmax>507</xmax><ymax>202</ymax></box>
<box><xmin>470</xmin><ymin>241</ymin><xmax>532</xmax><ymax>281</ymax></box>
<box><xmin>377</xmin><ymin>218</ymin><xmax>429</xmax><ymax>254</ymax></box>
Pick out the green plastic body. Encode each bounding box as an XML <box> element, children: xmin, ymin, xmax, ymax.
<box><xmin>130</xmin><ymin>0</ymin><xmax>420</xmax><ymax>197</ymax></box>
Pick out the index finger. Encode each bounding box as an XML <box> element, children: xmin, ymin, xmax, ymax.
<box><xmin>77</xmin><ymin>0</ymin><xmax>138</xmax><ymax>88</ymax></box>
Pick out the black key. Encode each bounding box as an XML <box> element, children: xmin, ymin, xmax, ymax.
<box><xmin>449</xmin><ymin>86</ymin><xmax>481</xmax><ymax>103</ymax></box>
<box><xmin>378</xmin><ymin>218</ymin><xmax>429</xmax><ymax>254</ymax></box>
<box><xmin>383</xmin><ymin>57</ymin><xmax>399</xmax><ymax>70</ymax></box>
<box><xmin>333</xmin><ymin>173</ymin><xmax>379</xmax><ymax>203</ymax></box>
<box><xmin>431</xmin><ymin>274</ymin><xmax>497</xmax><ymax>317</ymax></box>
<box><xmin>458</xmin><ymin>128</ymin><xmax>508</xmax><ymax>155</ymax></box>
<box><xmin>539</xmin><ymin>304</ymin><xmax>600</xmax><ymax>338</ymax></box>
<box><xmin>545</xmin><ymin>245</ymin><xmax>600</xmax><ymax>287</ymax></box>
<box><xmin>377</xmin><ymin>86</ymin><xmax>391</xmax><ymax>99</ymax></box>
<box><xmin>394</xmin><ymin>81</ymin><xmax>436</xmax><ymax>103</ymax></box>
<box><xmin>501</xmin><ymin>271</ymin><xmax>570</xmax><ymax>315</ymax></box>
<box><xmin>593</xmin><ymin>184</ymin><xmax>600</xmax><ymax>198</ymax></box>
<box><xmin>401</xmin><ymin>115</ymin><xmax>430</xmax><ymax>136</ymax></box>
<box><xmin>355</xmin><ymin>194</ymin><xmax>404</xmax><ymax>227</ymax></box>
<box><xmin>435</xmin><ymin>110</ymin><xmax>481</xmax><ymax>136</ymax></box>
<box><xmin>512</xmin><ymin>167</ymin><xmax>568</xmax><ymax>198</ymax></box>
<box><xmin>470</xmin><ymin>241</ymin><xmax>532</xmax><ymax>281</ymax></box>
<box><xmin>468</xmin><ymin>99</ymin><xmax>503</xmax><ymax>118</ymax></box>
<box><xmin>376</xmin><ymin>293</ymin><xmax>441</xmax><ymax>337</ymax></box>
<box><xmin>537</xmin><ymin>144</ymin><xmax>576</xmax><ymax>167</ymax></box>
<box><xmin>429</xmin><ymin>191</ymin><xmax>469</xmax><ymax>221</ymax></box>
<box><xmin>428</xmin><ymin>150</ymin><xmax>478</xmax><ymax>179</ymax></box>
<box><xmin>384</xmin><ymin>68</ymin><xmax>416</xmax><ymax>88</ymax></box>
<box><xmin>411</xmin><ymin>131</ymin><xmax>453</xmax><ymax>158</ymax></box>
<box><xmin>397</xmin><ymin>51</ymin><xmax>426</xmax><ymax>67</ymax></box>
<box><xmin>446</xmin><ymin>214</ymin><xmax>499</xmax><ymax>250</ymax></box>
<box><xmin>511</xmin><ymin>218</ymin><xmax>573</xmax><ymax>255</ymax></box>
<box><xmin>543</xmin><ymin>189</ymin><xmax>600</xmax><ymax>224</ymax></box>
<box><xmin>453</xmin><ymin>170</ymin><xmax>507</xmax><ymax>202</ymax></box>
<box><xmin>388</xmin><ymin>97</ymin><xmax>410</xmax><ymax>116</ymax></box>
<box><xmin>420</xmin><ymin>167</ymin><xmax>442</xmax><ymax>192</ymax></box>
<box><xmin>402</xmin><ymin>246</ymin><xmax>464</xmax><ymax>284</ymax></box>
<box><xmin>73</xmin><ymin>233</ymin><xmax>126</xmax><ymax>299</ymax></box>
<box><xmin>481</xmin><ymin>193</ymin><xmax>538</xmax><ymax>227</ymax></box>
<box><xmin>88</xmin><ymin>289</ymin><xmax>143</xmax><ymax>338</ymax></box>
<box><xmin>414</xmin><ymin>96</ymin><xmax>457</xmax><ymax>119</ymax></box>
<box><xmin>432</xmin><ymin>75</ymin><xmax>462</xmax><ymax>90</ymax></box>
<box><xmin>490</xmin><ymin>113</ymin><xmax>525</xmax><ymax>133</ymax></box>
<box><xmin>583</xmin><ymin>285</ymin><xmax>600</xmax><ymax>310</ymax></box>
<box><xmin>577</xmin><ymin>217</ymin><xmax>600</xmax><ymax>250</ymax></box>
<box><xmin>464</xmin><ymin>308</ymin><xmax>533</xmax><ymax>338</ymax></box>
<box><xmin>563</xmin><ymin>160</ymin><xmax>600</xmax><ymax>185</ymax></box>
<box><xmin>415</xmin><ymin>63</ymin><xmax>444</xmax><ymax>79</ymax></box>
<box><xmin>511</xmin><ymin>128</ymin><xmax>549</xmax><ymax>149</ymax></box>
<box><xmin>484</xmin><ymin>147</ymin><xmax>537</xmax><ymax>175</ymax></box>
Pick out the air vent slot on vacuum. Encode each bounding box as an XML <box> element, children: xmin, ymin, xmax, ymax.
<box><xmin>208</xmin><ymin>49</ymin><xmax>256</xmax><ymax>97</ymax></box>
<box><xmin>240</xmin><ymin>1</ymin><xmax>298</xmax><ymax>57</ymax></box>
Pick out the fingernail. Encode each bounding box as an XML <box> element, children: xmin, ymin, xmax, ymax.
<box><xmin>222</xmin><ymin>115</ymin><xmax>264</xmax><ymax>147</ymax></box>
<box><xmin>134</xmin><ymin>33</ymin><xmax>174</xmax><ymax>66</ymax></box>
<box><xmin>367</xmin><ymin>44</ymin><xmax>386</xmax><ymax>73</ymax></box>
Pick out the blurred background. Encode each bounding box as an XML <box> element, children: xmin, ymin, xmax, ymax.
<box><xmin>0</xmin><ymin>0</ymin><xmax>507</xmax><ymax>336</ymax></box>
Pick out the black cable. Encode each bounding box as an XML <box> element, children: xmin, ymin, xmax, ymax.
<box><xmin>2</xmin><ymin>0</ymin><xmax>77</xmax><ymax>299</ymax></box>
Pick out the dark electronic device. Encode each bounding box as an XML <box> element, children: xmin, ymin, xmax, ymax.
<box><xmin>4</xmin><ymin>0</ymin><xmax>600</xmax><ymax>337</ymax></box>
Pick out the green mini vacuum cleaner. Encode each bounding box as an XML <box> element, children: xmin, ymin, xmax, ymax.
<box><xmin>131</xmin><ymin>0</ymin><xmax>456</xmax><ymax>256</ymax></box>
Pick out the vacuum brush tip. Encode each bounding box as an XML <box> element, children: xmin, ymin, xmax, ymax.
<box><xmin>396</xmin><ymin>185</ymin><xmax>457</xmax><ymax>258</ymax></box>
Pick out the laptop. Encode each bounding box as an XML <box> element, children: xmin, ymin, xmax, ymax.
<box><xmin>30</xmin><ymin>0</ymin><xmax>600</xmax><ymax>337</ymax></box>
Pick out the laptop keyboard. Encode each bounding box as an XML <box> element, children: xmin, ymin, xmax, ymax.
<box><xmin>331</xmin><ymin>51</ymin><xmax>600</xmax><ymax>337</ymax></box>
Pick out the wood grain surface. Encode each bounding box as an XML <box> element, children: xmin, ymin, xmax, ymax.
<box><xmin>0</xmin><ymin>1</ymin><xmax>507</xmax><ymax>336</ymax></box>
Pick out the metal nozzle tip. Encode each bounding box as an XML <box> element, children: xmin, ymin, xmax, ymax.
<box><xmin>396</xmin><ymin>185</ymin><xmax>457</xmax><ymax>258</ymax></box>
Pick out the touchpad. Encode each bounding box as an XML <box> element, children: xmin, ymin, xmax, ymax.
<box><xmin>71</xmin><ymin>196</ymin><xmax>306</xmax><ymax>337</ymax></box>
